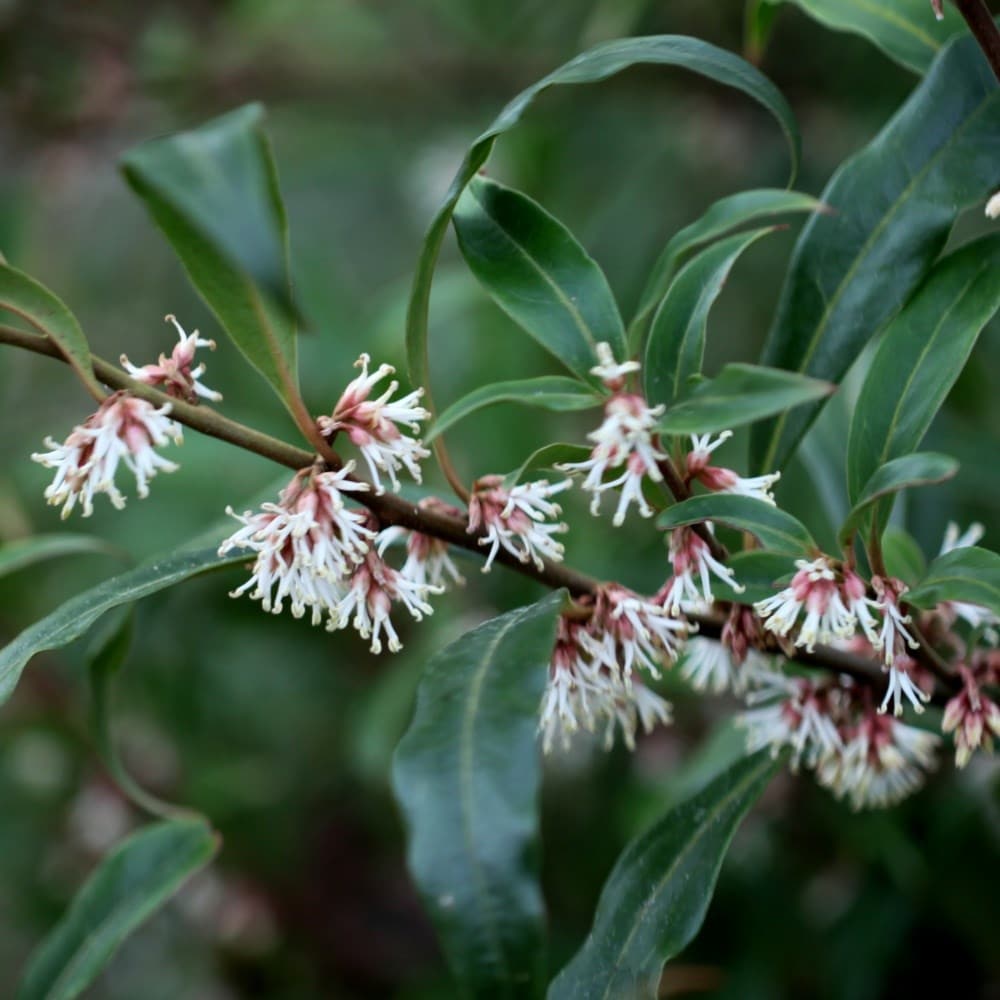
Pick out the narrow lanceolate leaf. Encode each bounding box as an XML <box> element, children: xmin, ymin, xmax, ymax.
<box><xmin>846</xmin><ymin>236</ymin><xmax>1000</xmax><ymax>502</ymax></box>
<box><xmin>428</xmin><ymin>377</ymin><xmax>603</xmax><ymax>443</ymax></box>
<box><xmin>393</xmin><ymin>591</ymin><xmax>566</xmax><ymax>999</ymax></box>
<box><xmin>409</xmin><ymin>34</ymin><xmax>800</xmax><ymax>414</ymax></box>
<box><xmin>656</xmin><ymin>363</ymin><xmax>833</xmax><ymax>436</ymax></box>
<box><xmin>751</xmin><ymin>34</ymin><xmax>1000</xmax><ymax>474</ymax></box>
<box><xmin>632</xmin><ymin>189</ymin><xmax>824</xmax><ymax>338</ymax></box>
<box><xmin>657</xmin><ymin>495</ymin><xmax>816</xmax><ymax>556</ymax></box>
<box><xmin>709</xmin><ymin>549</ymin><xmax>796</xmax><ymax>604</ymax></box>
<box><xmin>504</xmin><ymin>443</ymin><xmax>592</xmax><ymax>488</ymax></box>
<box><xmin>122</xmin><ymin>104</ymin><xmax>302</xmax><ymax>414</ymax></box>
<box><xmin>0</xmin><ymin>545</ymin><xmax>245</xmax><ymax>707</ymax></box>
<box><xmin>839</xmin><ymin>452</ymin><xmax>959</xmax><ymax>546</ymax></box>
<box><xmin>547</xmin><ymin>750</ymin><xmax>779</xmax><ymax>1000</ymax></box>
<box><xmin>644</xmin><ymin>228</ymin><xmax>776</xmax><ymax>408</ymax></box>
<box><xmin>0</xmin><ymin>266</ymin><xmax>103</xmax><ymax>399</ymax></box>
<box><xmin>16</xmin><ymin>819</ymin><xmax>218</xmax><ymax>1000</ymax></box>
<box><xmin>906</xmin><ymin>547</ymin><xmax>1000</xmax><ymax>620</ymax></box>
<box><xmin>754</xmin><ymin>0</ymin><xmax>964</xmax><ymax>74</ymax></box>
<box><xmin>0</xmin><ymin>535</ymin><xmax>122</xmax><ymax>580</ymax></box>
<box><xmin>454</xmin><ymin>177</ymin><xmax>625</xmax><ymax>382</ymax></box>
<box><xmin>882</xmin><ymin>526</ymin><xmax>927</xmax><ymax>585</ymax></box>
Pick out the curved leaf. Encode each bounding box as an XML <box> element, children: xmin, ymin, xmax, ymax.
<box><xmin>632</xmin><ymin>188</ymin><xmax>824</xmax><ymax>338</ymax></box>
<box><xmin>504</xmin><ymin>443</ymin><xmax>592</xmax><ymax>488</ymax></box>
<box><xmin>455</xmin><ymin>177</ymin><xmax>626</xmax><ymax>380</ymax></box>
<box><xmin>16</xmin><ymin>819</ymin><xmax>218</xmax><ymax>1000</ymax></box>
<box><xmin>709</xmin><ymin>549</ymin><xmax>796</xmax><ymax>604</ymax></box>
<box><xmin>657</xmin><ymin>363</ymin><xmax>834</xmax><ymax>436</ymax></box>
<box><xmin>846</xmin><ymin>236</ymin><xmax>1000</xmax><ymax>502</ymax></box>
<box><xmin>122</xmin><ymin>104</ymin><xmax>302</xmax><ymax>415</ymax></box>
<box><xmin>393</xmin><ymin>591</ymin><xmax>566</xmax><ymax>998</ymax></box>
<box><xmin>755</xmin><ymin>0</ymin><xmax>965</xmax><ymax>74</ymax></box>
<box><xmin>839</xmin><ymin>452</ymin><xmax>959</xmax><ymax>546</ymax></box>
<box><xmin>906</xmin><ymin>546</ymin><xmax>1000</xmax><ymax>619</ymax></box>
<box><xmin>751</xmin><ymin>34</ymin><xmax>1000</xmax><ymax>473</ymax></box>
<box><xmin>547</xmin><ymin>750</ymin><xmax>779</xmax><ymax>1000</ymax></box>
<box><xmin>657</xmin><ymin>494</ymin><xmax>816</xmax><ymax>555</ymax></box>
<box><xmin>0</xmin><ymin>535</ymin><xmax>122</xmax><ymax>580</ymax></box>
<box><xmin>644</xmin><ymin>228</ymin><xmax>776</xmax><ymax>408</ymax></box>
<box><xmin>429</xmin><ymin>377</ymin><xmax>602</xmax><ymax>442</ymax></box>
<box><xmin>0</xmin><ymin>545</ymin><xmax>244</xmax><ymax>707</ymax></box>
<box><xmin>0</xmin><ymin>266</ymin><xmax>103</xmax><ymax>399</ymax></box>
<box><xmin>882</xmin><ymin>526</ymin><xmax>927</xmax><ymax>585</ymax></box>
<box><xmin>409</xmin><ymin>34</ymin><xmax>800</xmax><ymax>421</ymax></box>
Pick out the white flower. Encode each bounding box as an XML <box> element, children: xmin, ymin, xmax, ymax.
<box><xmin>219</xmin><ymin>464</ymin><xmax>375</xmax><ymax>625</ymax></box>
<box><xmin>680</xmin><ymin>638</ymin><xmax>771</xmax><ymax>695</ymax></box>
<box><xmin>686</xmin><ymin>431</ymin><xmax>780</xmax><ymax>505</ymax></box>
<box><xmin>317</xmin><ymin>354</ymin><xmax>430</xmax><ymax>494</ymax></box>
<box><xmin>878</xmin><ymin>655</ymin><xmax>930</xmax><ymax>717</ymax></box>
<box><xmin>942</xmin><ymin>667</ymin><xmax>1000</xmax><ymax>768</ymax></box>
<box><xmin>871</xmin><ymin>576</ymin><xmax>919</xmax><ymax>667</ymax></box>
<box><xmin>590</xmin><ymin>341</ymin><xmax>640</xmax><ymax>391</ymax></box>
<box><xmin>987</xmin><ymin>190</ymin><xmax>1000</xmax><ymax>220</ymax></box>
<box><xmin>939</xmin><ymin>522</ymin><xmax>998</xmax><ymax>633</ymax></box>
<box><xmin>32</xmin><ymin>392</ymin><xmax>182</xmax><ymax>518</ymax></box>
<box><xmin>120</xmin><ymin>314</ymin><xmax>221</xmax><ymax>403</ymax></box>
<box><xmin>467</xmin><ymin>474</ymin><xmax>570</xmax><ymax>572</ymax></box>
<box><xmin>656</xmin><ymin>525</ymin><xmax>743</xmax><ymax>616</ymax></box>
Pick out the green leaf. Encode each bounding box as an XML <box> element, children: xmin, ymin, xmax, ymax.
<box><xmin>656</xmin><ymin>363</ymin><xmax>834</xmax><ymax>436</ymax></box>
<box><xmin>644</xmin><ymin>228</ymin><xmax>777</xmax><ymax>407</ymax></box>
<box><xmin>547</xmin><ymin>750</ymin><xmax>779</xmax><ymax>1000</ymax></box>
<box><xmin>121</xmin><ymin>104</ymin><xmax>303</xmax><ymax>415</ymax></box>
<box><xmin>0</xmin><ymin>535</ymin><xmax>122</xmax><ymax>580</ymax></box>
<box><xmin>657</xmin><ymin>494</ymin><xmax>816</xmax><ymax>556</ymax></box>
<box><xmin>454</xmin><ymin>177</ymin><xmax>625</xmax><ymax>381</ymax></box>
<box><xmin>839</xmin><ymin>452</ymin><xmax>959</xmax><ymax>546</ymax></box>
<box><xmin>409</xmin><ymin>34</ymin><xmax>800</xmax><ymax>416</ymax></box>
<box><xmin>428</xmin><ymin>376</ymin><xmax>603</xmax><ymax>443</ymax></box>
<box><xmin>744</xmin><ymin>0</ymin><xmax>783</xmax><ymax>63</ymax></box>
<box><xmin>846</xmin><ymin>236</ymin><xmax>1000</xmax><ymax>503</ymax></box>
<box><xmin>0</xmin><ymin>265</ymin><xmax>104</xmax><ymax>399</ymax></box>
<box><xmin>906</xmin><ymin>546</ymin><xmax>1000</xmax><ymax>619</ymax></box>
<box><xmin>393</xmin><ymin>591</ymin><xmax>566</xmax><ymax>999</ymax></box>
<box><xmin>0</xmin><ymin>545</ymin><xmax>245</xmax><ymax>707</ymax></box>
<box><xmin>882</xmin><ymin>526</ymin><xmax>927</xmax><ymax>585</ymax></box>
<box><xmin>503</xmin><ymin>443</ymin><xmax>592</xmax><ymax>488</ymax></box>
<box><xmin>755</xmin><ymin>0</ymin><xmax>965</xmax><ymax>74</ymax></box>
<box><xmin>16</xmin><ymin>819</ymin><xmax>218</xmax><ymax>1000</ymax></box>
<box><xmin>710</xmin><ymin>549</ymin><xmax>796</xmax><ymax>604</ymax></box>
<box><xmin>751</xmin><ymin>34</ymin><xmax>1000</xmax><ymax>474</ymax></box>
<box><xmin>632</xmin><ymin>189</ymin><xmax>824</xmax><ymax>338</ymax></box>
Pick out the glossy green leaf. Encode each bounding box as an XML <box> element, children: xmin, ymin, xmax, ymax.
<box><xmin>547</xmin><ymin>750</ymin><xmax>779</xmax><ymax>999</ymax></box>
<box><xmin>882</xmin><ymin>526</ymin><xmax>927</xmax><ymax>585</ymax></box>
<box><xmin>744</xmin><ymin>0</ymin><xmax>783</xmax><ymax>63</ymax></box>
<box><xmin>644</xmin><ymin>228</ymin><xmax>776</xmax><ymax>407</ymax></box>
<box><xmin>656</xmin><ymin>363</ymin><xmax>834</xmax><ymax>436</ymax></box>
<box><xmin>16</xmin><ymin>819</ymin><xmax>218</xmax><ymax>1000</ymax></box>
<box><xmin>504</xmin><ymin>443</ymin><xmax>592</xmax><ymax>488</ymax></box>
<box><xmin>409</xmin><ymin>33</ymin><xmax>800</xmax><ymax>419</ymax></box>
<box><xmin>709</xmin><ymin>549</ymin><xmax>796</xmax><ymax>604</ymax></box>
<box><xmin>429</xmin><ymin>377</ymin><xmax>603</xmax><ymax>443</ymax></box>
<box><xmin>657</xmin><ymin>494</ymin><xmax>816</xmax><ymax>555</ymax></box>
<box><xmin>846</xmin><ymin>236</ymin><xmax>1000</xmax><ymax>502</ymax></box>
<box><xmin>454</xmin><ymin>177</ymin><xmax>625</xmax><ymax>381</ymax></box>
<box><xmin>840</xmin><ymin>452</ymin><xmax>959</xmax><ymax>546</ymax></box>
<box><xmin>122</xmin><ymin>104</ymin><xmax>302</xmax><ymax>414</ymax></box>
<box><xmin>906</xmin><ymin>546</ymin><xmax>1000</xmax><ymax>619</ymax></box>
<box><xmin>632</xmin><ymin>189</ymin><xmax>824</xmax><ymax>338</ymax></box>
<box><xmin>0</xmin><ymin>265</ymin><xmax>103</xmax><ymax>399</ymax></box>
<box><xmin>755</xmin><ymin>0</ymin><xmax>964</xmax><ymax>74</ymax></box>
<box><xmin>0</xmin><ymin>545</ymin><xmax>245</xmax><ymax>707</ymax></box>
<box><xmin>0</xmin><ymin>535</ymin><xmax>122</xmax><ymax>580</ymax></box>
<box><xmin>751</xmin><ymin>34</ymin><xmax>1000</xmax><ymax>474</ymax></box>
<box><xmin>393</xmin><ymin>591</ymin><xmax>566</xmax><ymax>998</ymax></box>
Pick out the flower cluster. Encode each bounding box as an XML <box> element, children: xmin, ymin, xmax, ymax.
<box><xmin>32</xmin><ymin>392</ymin><xmax>182</xmax><ymax>518</ymax></box>
<box><xmin>685</xmin><ymin>431</ymin><xmax>780</xmax><ymax>505</ymax></box>
<box><xmin>120</xmin><ymin>314</ymin><xmax>221</xmax><ymax>403</ymax></box>
<box><xmin>317</xmin><ymin>354</ymin><xmax>430</xmax><ymax>494</ymax></box>
<box><xmin>656</xmin><ymin>525</ymin><xmax>743</xmax><ymax>615</ymax></box>
<box><xmin>943</xmin><ymin>663</ymin><xmax>1000</xmax><ymax>768</ymax></box>
<box><xmin>539</xmin><ymin>588</ymin><xmax>685</xmax><ymax>753</ymax></box>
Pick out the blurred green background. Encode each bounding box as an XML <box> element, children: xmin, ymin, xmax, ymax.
<box><xmin>1</xmin><ymin>1</ymin><xmax>998</xmax><ymax>997</ymax></box>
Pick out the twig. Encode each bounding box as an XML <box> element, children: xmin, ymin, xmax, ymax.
<box><xmin>953</xmin><ymin>0</ymin><xmax>1000</xmax><ymax>83</ymax></box>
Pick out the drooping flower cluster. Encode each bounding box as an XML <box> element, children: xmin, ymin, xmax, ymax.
<box><xmin>656</xmin><ymin>525</ymin><xmax>744</xmax><ymax>615</ymax></box>
<box><xmin>685</xmin><ymin>431</ymin><xmax>780</xmax><ymax>505</ymax></box>
<box><xmin>120</xmin><ymin>314</ymin><xmax>222</xmax><ymax>403</ymax></box>
<box><xmin>376</xmin><ymin>497</ymin><xmax>466</xmax><ymax>590</ymax></box>
<box><xmin>558</xmin><ymin>343</ymin><xmax>667</xmax><ymax>525</ymax></box>
<box><xmin>317</xmin><ymin>354</ymin><xmax>430</xmax><ymax>494</ymax></box>
<box><xmin>32</xmin><ymin>392</ymin><xmax>183</xmax><ymax>518</ymax></box>
<box><xmin>740</xmin><ymin>671</ymin><xmax>940</xmax><ymax>809</ymax></box>
<box><xmin>942</xmin><ymin>664</ymin><xmax>1000</xmax><ymax>768</ymax></box>
<box><xmin>539</xmin><ymin>588</ymin><xmax>685</xmax><ymax>753</ymax></box>
<box><xmin>467</xmin><ymin>475</ymin><xmax>570</xmax><ymax>572</ymax></box>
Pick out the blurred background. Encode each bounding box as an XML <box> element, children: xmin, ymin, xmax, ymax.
<box><xmin>1</xmin><ymin>1</ymin><xmax>998</xmax><ymax>997</ymax></box>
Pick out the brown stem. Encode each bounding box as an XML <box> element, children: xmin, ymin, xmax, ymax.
<box><xmin>953</xmin><ymin>0</ymin><xmax>1000</xmax><ymax>82</ymax></box>
<box><xmin>2</xmin><ymin>324</ymin><xmax>959</xmax><ymax>700</ymax></box>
